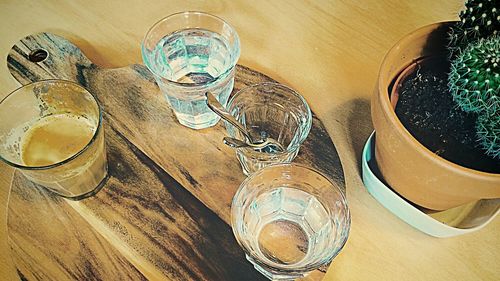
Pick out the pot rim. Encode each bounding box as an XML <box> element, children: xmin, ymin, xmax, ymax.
<box><xmin>377</xmin><ymin>21</ymin><xmax>500</xmax><ymax>178</ymax></box>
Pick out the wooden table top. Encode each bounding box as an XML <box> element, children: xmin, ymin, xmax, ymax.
<box><xmin>0</xmin><ymin>1</ymin><xmax>499</xmax><ymax>281</ymax></box>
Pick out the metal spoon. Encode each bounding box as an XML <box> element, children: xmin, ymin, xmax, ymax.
<box><xmin>205</xmin><ymin>92</ymin><xmax>284</xmax><ymax>152</ymax></box>
<box><xmin>223</xmin><ymin>137</ymin><xmax>285</xmax><ymax>153</ymax></box>
<box><xmin>205</xmin><ymin>92</ymin><xmax>262</xmax><ymax>144</ymax></box>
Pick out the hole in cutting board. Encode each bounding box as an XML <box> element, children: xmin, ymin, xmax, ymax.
<box><xmin>28</xmin><ymin>49</ymin><xmax>48</xmax><ymax>63</ymax></box>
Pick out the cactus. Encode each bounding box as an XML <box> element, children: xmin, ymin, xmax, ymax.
<box><xmin>448</xmin><ymin>0</ymin><xmax>499</xmax><ymax>56</ymax></box>
<box><xmin>448</xmin><ymin>35</ymin><xmax>500</xmax><ymax>114</ymax></box>
<box><xmin>446</xmin><ymin>1</ymin><xmax>500</xmax><ymax>159</ymax></box>
<box><xmin>476</xmin><ymin>112</ymin><xmax>500</xmax><ymax>159</ymax></box>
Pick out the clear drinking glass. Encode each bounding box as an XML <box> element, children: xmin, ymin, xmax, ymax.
<box><xmin>226</xmin><ymin>82</ymin><xmax>312</xmax><ymax>175</ymax></box>
<box><xmin>141</xmin><ymin>11</ymin><xmax>240</xmax><ymax>129</ymax></box>
<box><xmin>231</xmin><ymin>163</ymin><xmax>351</xmax><ymax>280</ymax></box>
<box><xmin>0</xmin><ymin>80</ymin><xmax>108</xmax><ymax>200</ymax></box>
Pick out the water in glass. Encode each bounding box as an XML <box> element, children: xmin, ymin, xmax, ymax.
<box><xmin>147</xmin><ymin>28</ymin><xmax>235</xmax><ymax>128</ymax></box>
<box><xmin>246</xmin><ymin>187</ymin><xmax>333</xmax><ymax>266</ymax></box>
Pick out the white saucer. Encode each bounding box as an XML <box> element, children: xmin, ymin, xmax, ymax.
<box><xmin>361</xmin><ymin>132</ymin><xmax>500</xmax><ymax>238</ymax></box>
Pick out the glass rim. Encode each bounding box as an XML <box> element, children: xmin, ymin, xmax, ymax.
<box><xmin>230</xmin><ymin>162</ymin><xmax>351</xmax><ymax>273</ymax></box>
<box><xmin>0</xmin><ymin>79</ymin><xmax>103</xmax><ymax>171</ymax></box>
<box><xmin>227</xmin><ymin>82</ymin><xmax>313</xmax><ymax>157</ymax></box>
<box><xmin>141</xmin><ymin>11</ymin><xmax>241</xmax><ymax>87</ymax></box>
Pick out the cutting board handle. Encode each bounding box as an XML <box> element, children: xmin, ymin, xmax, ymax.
<box><xmin>7</xmin><ymin>32</ymin><xmax>94</xmax><ymax>86</ymax></box>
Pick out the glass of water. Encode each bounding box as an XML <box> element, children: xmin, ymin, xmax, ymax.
<box><xmin>141</xmin><ymin>11</ymin><xmax>240</xmax><ymax>129</ymax></box>
<box><xmin>225</xmin><ymin>83</ymin><xmax>312</xmax><ymax>175</ymax></box>
<box><xmin>231</xmin><ymin>163</ymin><xmax>350</xmax><ymax>280</ymax></box>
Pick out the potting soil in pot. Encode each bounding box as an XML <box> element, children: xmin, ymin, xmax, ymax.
<box><xmin>395</xmin><ymin>56</ymin><xmax>500</xmax><ymax>174</ymax></box>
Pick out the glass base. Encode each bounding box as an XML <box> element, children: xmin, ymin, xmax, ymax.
<box><xmin>236</xmin><ymin>149</ymin><xmax>300</xmax><ymax>176</ymax></box>
<box><xmin>246</xmin><ymin>255</ymin><xmax>305</xmax><ymax>281</ymax></box>
<box><xmin>177</xmin><ymin>115</ymin><xmax>221</xmax><ymax>130</ymax></box>
<box><xmin>27</xmin><ymin>165</ymin><xmax>110</xmax><ymax>201</ymax></box>
<box><xmin>64</xmin><ymin>169</ymin><xmax>110</xmax><ymax>201</ymax></box>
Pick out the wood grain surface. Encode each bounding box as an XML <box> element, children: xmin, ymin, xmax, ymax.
<box><xmin>1</xmin><ymin>1</ymin><xmax>499</xmax><ymax>281</ymax></box>
<box><xmin>6</xmin><ymin>32</ymin><xmax>344</xmax><ymax>280</ymax></box>
<box><xmin>9</xmin><ymin>126</ymin><xmax>264</xmax><ymax>281</ymax></box>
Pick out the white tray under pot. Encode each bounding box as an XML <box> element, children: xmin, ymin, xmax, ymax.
<box><xmin>361</xmin><ymin>132</ymin><xmax>500</xmax><ymax>238</ymax></box>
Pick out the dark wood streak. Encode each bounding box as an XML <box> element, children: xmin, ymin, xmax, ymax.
<box><xmin>7</xmin><ymin>47</ymin><xmax>38</xmax><ymax>83</ymax></box>
<box><xmin>17</xmin><ymin>270</ymin><xmax>28</xmax><ymax>281</ymax></box>
<box><xmin>7</xmin><ymin>32</ymin><xmax>345</xmax><ymax>281</ymax></box>
<box><xmin>131</xmin><ymin>64</ymin><xmax>156</xmax><ymax>83</ymax></box>
<box><xmin>111</xmin><ymin>126</ymin><xmax>266</xmax><ymax>280</ymax></box>
<box><xmin>176</xmin><ymin>164</ymin><xmax>201</xmax><ymax>188</ymax></box>
<box><xmin>75</xmin><ymin>63</ymin><xmax>93</xmax><ymax>88</ymax></box>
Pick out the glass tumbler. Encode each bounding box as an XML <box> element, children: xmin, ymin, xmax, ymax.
<box><xmin>142</xmin><ymin>11</ymin><xmax>241</xmax><ymax>129</ymax></box>
<box><xmin>0</xmin><ymin>80</ymin><xmax>108</xmax><ymax>200</ymax></box>
<box><xmin>226</xmin><ymin>82</ymin><xmax>312</xmax><ymax>175</ymax></box>
<box><xmin>231</xmin><ymin>163</ymin><xmax>351</xmax><ymax>280</ymax></box>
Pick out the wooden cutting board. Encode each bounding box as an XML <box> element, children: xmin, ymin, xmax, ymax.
<box><xmin>6</xmin><ymin>33</ymin><xmax>345</xmax><ymax>281</ymax></box>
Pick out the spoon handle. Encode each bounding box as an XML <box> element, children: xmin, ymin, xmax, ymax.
<box><xmin>205</xmin><ymin>92</ymin><xmax>256</xmax><ymax>142</ymax></box>
<box><xmin>223</xmin><ymin>137</ymin><xmax>249</xmax><ymax>148</ymax></box>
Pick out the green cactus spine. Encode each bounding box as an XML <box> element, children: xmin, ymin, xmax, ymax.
<box><xmin>476</xmin><ymin>112</ymin><xmax>500</xmax><ymax>159</ymax></box>
<box><xmin>448</xmin><ymin>35</ymin><xmax>499</xmax><ymax>114</ymax></box>
<box><xmin>448</xmin><ymin>0</ymin><xmax>499</xmax><ymax>56</ymax></box>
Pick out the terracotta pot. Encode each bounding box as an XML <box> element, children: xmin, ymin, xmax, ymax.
<box><xmin>372</xmin><ymin>21</ymin><xmax>500</xmax><ymax>211</ymax></box>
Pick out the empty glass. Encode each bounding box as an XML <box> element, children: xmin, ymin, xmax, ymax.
<box><xmin>142</xmin><ymin>11</ymin><xmax>240</xmax><ymax>129</ymax></box>
<box><xmin>231</xmin><ymin>163</ymin><xmax>350</xmax><ymax>280</ymax></box>
<box><xmin>225</xmin><ymin>82</ymin><xmax>312</xmax><ymax>175</ymax></box>
<box><xmin>0</xmin><ymin>80</ymin><xmax>108</xmax><ymax>199</ymax></box>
